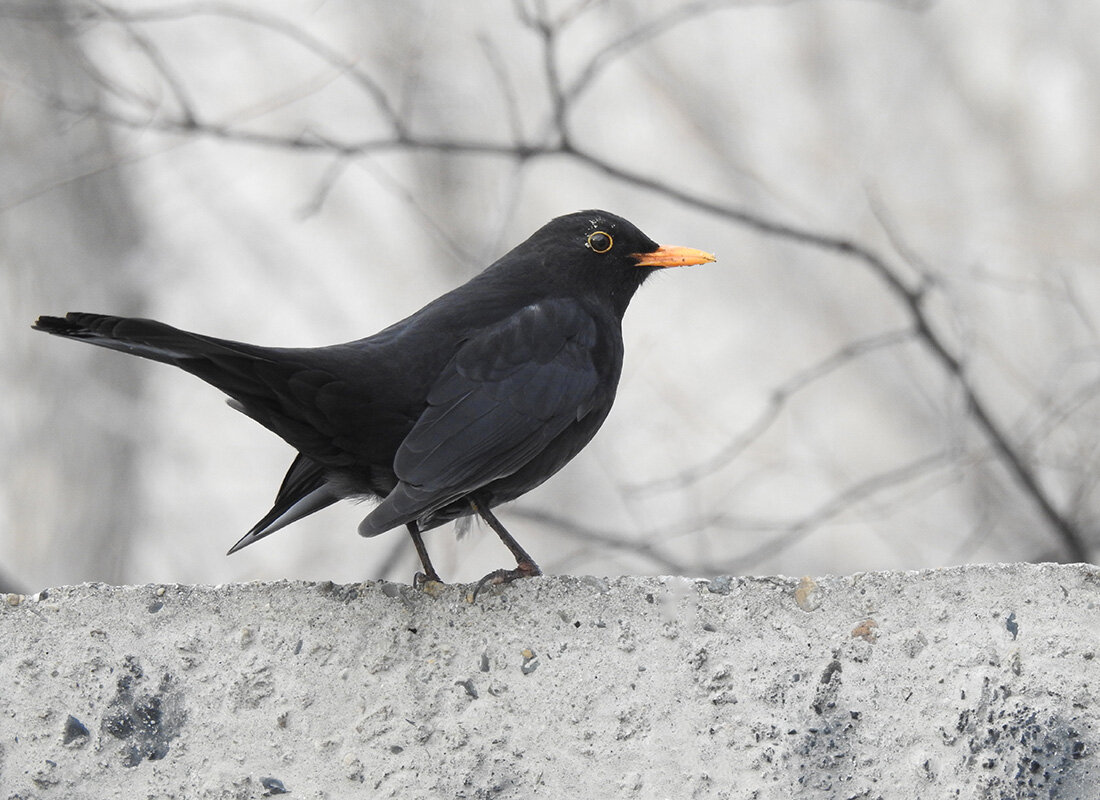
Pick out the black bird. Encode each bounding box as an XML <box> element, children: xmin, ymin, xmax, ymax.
<box><xmin>33</xmin><ymin>210</ymin><xmax>715</xmax><ymax>586</ymax></box>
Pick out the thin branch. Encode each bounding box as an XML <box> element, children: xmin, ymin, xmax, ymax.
<box><xmin>297</xmin><ymin>155</ymin><xmax>350</xmax><ymax>219</ymax></box>
<box><xmin>566</xmin><ymin>0</ymin><xmax>749</xmax><ymax>104</ymax></box>
<box><xmin>478</xmin><ymin>33</ymin><xmax>526</xmax><ymax>146</ymax></box>
<box><xmin>19</xmin><ymin>0</ymin><xmax>1087</xmax><ymax>565</ymax></box>
<box><xmin>518</xmin><ymin>450</ymin><xmax>955</xmax><ymax>575</ymax></box>
<box><xmin>563</xmin><ymin>0</ymin><xmax>922</xmax><ymax>106</ymax></box>
<box><xmin>515</xmin><ymin>0</ymin><xmax>570</xmax><ymax>145</ymax></box>
<box><xmin>48</xmin><ymin>99</ymin><xmax>554</xmax><ymax>159</ymax></box>
<box><xmin>352</xmin><ymin>158</ymin><xmax>478</xmax><ymax>269</ymax></box>
<box><xmin>715</xmin><ymin>450</ymin><xmax>957</xmax><ymax>572</ymax></box>
<box><xmin>565</xmin><ymin>143</ymin><xmax>1090</xmax><ymax>562</ymax></box>
<box><xmin>867</xmin><ymin>188</ymin><xmax>937</xmax><ymax>293</ymax></box>
<box><xmin>628</xmin><ymin>328</ymin><xmax>918</xmax><ymax>495</ymax></box>
<box><xmin>508</xmin><ymin>506</ymin><xmax>693</xmax><ymax>574</ymax></box>
<box><xmin>1058</xmin><ymin>269</ymin><xmax>1100</xmax><ymax>342</ymax></box>
<box><xmin>29</xmin><ymin>0</ymin><xmax>407</xmax><ymax>135</ymax></box>
<box><xmin>1020</xmin><ymin>375</ymin><xmax>1100</xmax><ymax>459</ymax></box>
<box><xmin>91</xmin><ymin>0</ymin><xmax>200</xmax><ymax>126</ymax></box>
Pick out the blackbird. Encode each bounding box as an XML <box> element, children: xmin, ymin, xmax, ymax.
<box><xmin>32</xmin><ymin>210</ymin><xmax>714</xmax><ymax>586</ymax></box>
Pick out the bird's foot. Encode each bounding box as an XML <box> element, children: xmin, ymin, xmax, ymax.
<box><xmin>413</xmin><ymin>569</ymin><xmax>444</xmax><ymax>591</ymax></box>
<box><xmin>470</xmin><ymin>560</ymin><xmax>542</xmax><ymax>601</ymax></box>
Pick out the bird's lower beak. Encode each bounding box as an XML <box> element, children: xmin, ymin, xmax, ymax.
<box><xmin>632</xmin><ymin>245</ymin><xmax>717</xmax><ymax>269</ymax></box>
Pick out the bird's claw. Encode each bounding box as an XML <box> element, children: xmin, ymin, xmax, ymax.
<box><xmin>470</xmin><ymin>561</ymin><xmax>542</xmax><ymax>601</ymax></box>
<box><xmin>413</xmin><ymin>570</ymin><xmax>444</xmax><ymax>590</ymax></box>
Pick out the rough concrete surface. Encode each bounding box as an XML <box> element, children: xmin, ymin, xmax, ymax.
<box><xmin>0</xmin><ymin>563</ymin><xmax>1096</xmax><ymax>799</ymax></box>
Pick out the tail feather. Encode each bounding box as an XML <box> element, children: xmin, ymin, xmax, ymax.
<box><xmin>32</xmin><ymin>313</ymin><xmax>266</xmax><ymax>365</ymax></box>
<box><xmin>33</xmin><ymin>312</ymin><xmax>295</xmax><ymax>415</ymax></box>
<box><xmin>228</xmin><ymin>485</ymin><xmax>338</xmax><ymax>554</ymax></box>
<box><xmin>227</xmin><ymin>453</ymin><xmax>337</xmax><ymax>554</ymax></box>
<box><xmin>36</xmin><ymin>312</ymin><xmax>355</xmax><ymax>547</ymax></box>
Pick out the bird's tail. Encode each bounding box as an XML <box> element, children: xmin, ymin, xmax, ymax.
<box><xmin>35</xmin><ymin>313</ymin><xmax>361</xmax><ymax>548</ymax></box>
<box><xmin>33</xmin><ymin>311</ymin><xmax>354</xmax><ymax>473</ymax></box>
<box><xmin>33</xmin><ymin>312</ymin><xmax>253</xmax><ymax>365</ymax></box>
<box><xmin>31</xmin><ymin>311</ymin><xmax>291</xmax><ymax>406</ymax></box>
<box><xmin>227</xmin><ymin>453</ymin><xmax>338</xmax><ymax>554</ymax></box>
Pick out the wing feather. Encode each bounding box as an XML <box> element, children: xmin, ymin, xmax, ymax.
<box><xmin>358</xmin><ymin>299</ymin><xmax>601</xmax><ymax>536</ymax></box>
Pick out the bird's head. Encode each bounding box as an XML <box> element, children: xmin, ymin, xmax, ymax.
<box><xmin>508</xmin><ymin>210</ymin><xmax>716</xmax><ymax>317</ymax></box>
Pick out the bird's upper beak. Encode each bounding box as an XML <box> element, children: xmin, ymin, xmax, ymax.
<box><xmin>631</xmin><ymin>245</ymin><xmax>717</xmax><ymax>269</ymax></box>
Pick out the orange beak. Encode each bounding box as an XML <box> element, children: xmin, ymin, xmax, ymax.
<box><xmin>632</xmin><ymin>244</ymin><xmax>716</xmax><ymax>269</ymax></box>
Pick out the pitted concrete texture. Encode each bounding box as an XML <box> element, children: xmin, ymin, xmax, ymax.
<box><xmin>0</xmin><ymin>563</ymin><xmax>1096</xmax><ymax>798</ymax></box>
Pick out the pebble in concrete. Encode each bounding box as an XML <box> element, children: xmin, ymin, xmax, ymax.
<box><xmin>0</xmin><ymin>564</ymin><xmax>1096</xmax><ymax>798</ymax></box>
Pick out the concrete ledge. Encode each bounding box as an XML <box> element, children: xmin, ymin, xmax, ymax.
<box><xmin>1</xmin><ymin>563</ymin><xmax>1097</xmax><ymax>798</ymax></box>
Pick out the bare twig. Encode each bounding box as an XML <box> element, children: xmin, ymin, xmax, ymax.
<box><xmin>91</xmin><ymin>0</ymin><xmax>200</xmax><ymax>126</ymax></box>
<box><xmin>628</xmin><ymin>328</ymin><xmax>917</xmax><ymax>495</ymax></box>
<box><xmin>14</xmin><ymin>0</ymin><xmax>407</xmax><ymax>134</ymax></box>
<box><xmin>517</xmin><ymin>449</ymin><xmax>956</xmax><ymax>575</ymax></box>
<box><xmin>715</xmin><ymin>449</ymin><xmax>957</xmax><ymax>572</ymax></box>
<box><xmin>508</xmin><ymin>506</ymin><xmax>693</xmax><ymax>574</ymax></box>
<box><xmin>17</xmin><ymin>0</ymin><xmax>1089</xmax><ymax>566</ymax></box>
<box><xmin>515</xmin><ymin>0</ymin><xmax>570</xmax><ymax>145</ymax></box>
<box><xmin>565</xmin><ymin>144</ymin><xmax>1089</xmax><ymax>561</ymax></box>
<box><xmin>478</xmin><ymin>33</ymin><xmax>526</xmax><ymax>146</ymax></box>
<box><xmin>297</xmin><ymin>155</ymin><xmax>350</xmax><ymax>219</ymax></box>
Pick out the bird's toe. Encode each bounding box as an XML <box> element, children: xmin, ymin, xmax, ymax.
<box><xmin>469</xmin><ymin>561</ymin><xmax>542</xmax><ymax>601</ymax></box>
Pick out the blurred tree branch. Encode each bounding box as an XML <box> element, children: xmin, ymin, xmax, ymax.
<box><xmin>6</xmin><ymin>0</ymin><xmax>1092</xmax><ymax>572</ymax></box>
<box><xmin>626</xmin><ymin>328</ymin><xmax>919</xmax><ymax>495</ymax></box>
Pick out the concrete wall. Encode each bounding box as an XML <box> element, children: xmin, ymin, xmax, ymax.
<box><xmin>1</xmin><ymin>563</ymin><xmax>1096</xmax><ymax>798</ymax></box>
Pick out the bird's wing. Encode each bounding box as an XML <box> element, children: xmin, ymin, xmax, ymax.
<box><xmin>358</xmin><ymin>299</ymin><xmax>603</xmax><ymax>536</ymax></box>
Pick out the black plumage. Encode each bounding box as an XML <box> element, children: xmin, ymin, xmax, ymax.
<box><xmin>33</xmin><ymin>210</ymin><xmax>714</xmax><ymax>585</ymax></box>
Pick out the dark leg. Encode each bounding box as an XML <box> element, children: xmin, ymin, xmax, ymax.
<box><xmin>406</xmin><ymin>522</ymin><xmax>443</xmax><ymax>585</ymax></box>
<box><xmin>469</xmin><ymin>496</ymin><xmax>541</xmax><ymax>596</ymax></box>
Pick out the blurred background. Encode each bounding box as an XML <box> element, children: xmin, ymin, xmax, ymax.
<box><xmin>2</xmin><ymin>0</ymin><xmax>1098</xmax><ymax>591</ymax></box>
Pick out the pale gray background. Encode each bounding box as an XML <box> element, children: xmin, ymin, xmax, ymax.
<box><xmin>3</xmin><ymin>0</ymin><xmax>1098</xmax><ymax>590</ymax></box>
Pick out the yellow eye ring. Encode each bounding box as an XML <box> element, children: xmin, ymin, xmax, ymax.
<box><xmin>587</xmin><ymin>231</ymin><xmax>613</xmax><ymax>253</ymax></box>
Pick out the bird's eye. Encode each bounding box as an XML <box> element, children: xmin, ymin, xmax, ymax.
<box><xmin>587</xmin><ymin>231</ymin><xmax>613</xmax><ymax>253</ymax></box>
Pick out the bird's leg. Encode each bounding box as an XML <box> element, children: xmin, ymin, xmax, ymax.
<box><xmin>406</xmin><ymin>522</ymin><xmax>443</xmax><ymax>586</ymax></box>
<box><xmin>469</xmin><ymin>496</ymin><xmax>542</xmax><ymax>597</ymax></box>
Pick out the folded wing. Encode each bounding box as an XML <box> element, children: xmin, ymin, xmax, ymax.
<box><xmin>358</xmin><ymin>299</ymin><xmax>602</xmax><ymax>536</ymax></box>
